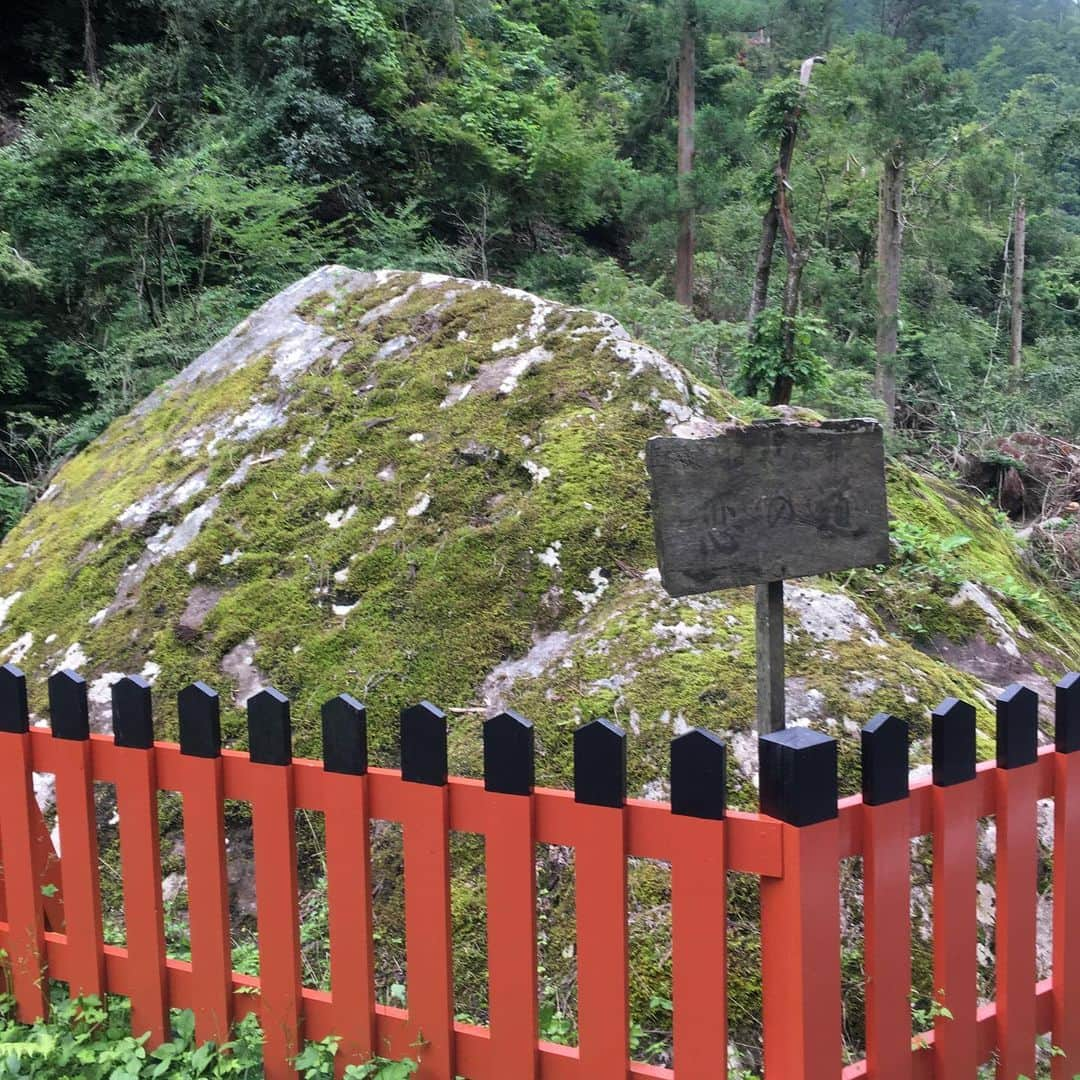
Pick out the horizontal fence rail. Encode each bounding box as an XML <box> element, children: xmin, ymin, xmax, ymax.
<box><xmin>0</xmin><ymin>662</ymin><xmax>1078</xmax><ymax>1079</ymax></box>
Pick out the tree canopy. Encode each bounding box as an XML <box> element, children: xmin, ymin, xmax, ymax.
<box><xmin>0</xmin><ymin>0</ymin><xmax>1077</xmax><ymax>522</ymax></box>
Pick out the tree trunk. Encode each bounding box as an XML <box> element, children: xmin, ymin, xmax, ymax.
<box><xmin>747</xmin><ymin>57</ymin><xmax>823</xmax><ymax>330</ymax></box>
<box><xmin>748</xmin><ymin>205</ymin><xmax>779</xmax><ymax>328</ymax></box>
<box><xmin>675</xmin><ymin>15</ymin><xmax>696</xmax><ymax>308</ymax></box>
<box><xmin>769</xmin><ymin>158</ymin><xmax>808</xmax><ymax>407</ymax></box>
<box><xmin>1009</xmin><ymin>196</ymin><xmax>1026</xmax><ymax>373</ymax></box>
<box><xmin>875</xmin><ymin>153</ymin><xmax>904</xmax><ymax>425</ymax></box>
<box><xmin>82</xmin><ymin>0</ymin><xmax>101</xmax><ymax>87</ymax></box>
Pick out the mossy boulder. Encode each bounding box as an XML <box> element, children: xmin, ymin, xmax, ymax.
<box><xmin>1</xmin><ymin>267</ymin><xmax>1077</xmax><ymax>1065</ymax></box>
<box><xmin>1</xmin><ymin>266</ymin><xmax>1074</xmax><ymax>788</ymax></box>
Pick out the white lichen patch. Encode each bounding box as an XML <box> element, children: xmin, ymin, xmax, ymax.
<box><xmin>88</xmin><ymin>672</ymin><xmax>124</xmax><ymax>713</ymax></box>
<box><xmin>481</xmin><ymin>629</ymin><xmax>579</xmax><ymax>713</ymax></box>
<box><xmin>118</xmin><ymin>484</ymin><xmax>176</xmax><ymax>528</ymax></box>
<box><xmin>658</xmin><ymin>399</ymin><xmax>693</xmax><ymax>424</ymax></box>
<box><xmin>375</xmin><ymin>334</ymin><xmax>415</xmax><ymax>360</ymax></box>
<box><xmin>407</xmin><ymin>493</ymin><xmax>431</xmax><ymax>517</ymax></box>
<box><xmin>440</xmin><ymin>382</ymin><xmax>472</xmax><ymax>408</ymax></box>
<box><xmin>408</xmin><ymin>432</ymin><xmax>425</xmax><ymax>444</ymax></box>
<box><xmin>373</xmin><ymin>515</ymin><xmax>396</xmax><ymax>533</ymax></box>
<box><xmin>951</xmin><ymin>581</ymin><xmax>1023</xmax><ymax>659</ymax></box>
<box><xmin>169</xmin><ymin>470</ymin><xmax>209</xmax><ymax>507</ymax></box>
<box><xmin>157</xmin><ymin>498</ymin><xmax>221</xmax><ymax>558</ymax></box>
<box><xmin>324</xmin><ymin>506</ymin><xmax>357</xmax><ymax>529</ymax></box>
<box><xmin>474</xmin><ymin>345</ymin><xmax>554</xmax><ymax>397</ymax></box>
<box><xmin>1</xmin><ymin>632</ymin><xmax>33</xmax><ymax>665</ymax></box>
<box><xmin>523</xmin><ymin>460</ymin><xmax>550</xmax><ymax>485</ymax></box>
<box><xmin>609</xmin><ymin>337</ymin><xmax>688</xmax><ymax>397</ymax></box>
<box><xmin>0</xmin><ymin>590</ymin><xmax>23</xmax><ymax>628</ymax></box>
<box><xmin>222</xmin><ymin>401</ymin><xmax>288</xmax><ymax>445</ymax></box>
<box><xmin>784</xmin><ymin>585</ymin><xmax>885</xmax><ymax>646</ymax></box>
<box><xmin>573</xmin><ymin>568</ymin><xmax>611</xmax><ymax>613</ymax></box>
<box><xmin>538</xmin><ymin>542</ymin><xmax>562</xmax><ymax>569</ymax></box>
<box><xmin>220</xmin><ymin>637</ymin><xmax>265</xmax><ymax>707</ymax></box>
<box><xmin>60</xmin><ymin>642</ymin><xmax>88</xmax><ymax>671</ymax></box>
<box><xmin>651</xmin><ymin>619</ymin><xmax>712</xmax><ymax>649</ymax></box>
<box><xmin>226</xmin><ymin>450</ymin><xmax>285</xmax><ymax>488</ymax></box>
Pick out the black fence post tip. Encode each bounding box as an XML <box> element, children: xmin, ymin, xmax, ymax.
<box><xmin>670</xmin><ymin>728</ymin><xmax>726</xmax><ymax>820</ymax></box>
<box><xmin>483</xmin><ymin>710</ymin><xmax>534</xmax><ymax>796</ymax></box>
<box><xmin>247</xmin><ymin>687</ymin><xmax>292</xmax><ymax>766</ymax></box>
<box><xmin>112</xmin><ymin>675</ymin><xmax>154</xmax><ymax>749</ymax></box>
<box><xmin>321</xmin><ymin>694</ymin><xmax>368</xmax><ymax>776</ymax></box>
<box><xmin>401</xmin><ymin>701</ymin><xmax>448</xmax><ymax>786</ymax></box>
<box><xmin>178</xmin><ymin>681</ymin><xmax>221</xmax><ymax>758</ymax></box>
<box><xmin>931</xmin><ymin>697</ymin><xmax>977</xmax><ymax>787</ymax></box>
<box><xmin>996</xmin><ymin>682</ymin><xmax>1038</xmax><ymax>770</ymax></box>
<box><xmin>759</xmin><ymin>727</ymin><xmax>838</xmax><ymax>826</ymax></box>
<box><xmin>573</xmin><ymin>718</ymin><xmax>626</xmax><ymax>808</ymax></box>
<box><xmin>0</xmin><ymin>662</ymin><xmax>30</xmax><ymax>734</ymax></box>
<box><xmin>1057</xmin><ymin>672</ymin><xmax>1080</xmax><ymax>755</ymax></box>
<box><xmin>861</xmin><ymin>712</ymin><xmax>909</xmax><ymax>806</ymax></box>
<box><xmin>48</xmin><ymin>668</ymin><xmax>90</xmax><ymax>741</ymax></box>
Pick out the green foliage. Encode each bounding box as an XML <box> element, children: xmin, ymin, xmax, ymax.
<box><xmin>0</xmin><ymin>0</ymin><xmax>1076</xmax><ymax>543</ymax></box>
<box><xmin>737</xmin><ymin>308</ymin><xmax>830</xmax><ymax>400</ymax></box>
<box><xmin>0</xmin><ymin>989</ymin><xmax>416</xmax><ymax>1078</ymax></box>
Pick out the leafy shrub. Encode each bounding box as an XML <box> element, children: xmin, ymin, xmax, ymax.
<box><xmin>0</xmin><ymin>985</ymin><xmax>416</xmax><ymax>1080</ymax></box>
<box><xmin>737</xmin><ymin>308</ymin><xmax>830</xmax><ymax>403</ymax></box>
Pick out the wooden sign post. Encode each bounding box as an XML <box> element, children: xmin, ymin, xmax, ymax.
<box><xmin>646</xmin><ymin>419</ymin><xmax>889</xmax><ymax>734</ymax></box>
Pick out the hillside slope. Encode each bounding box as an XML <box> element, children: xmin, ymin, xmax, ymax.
<box><xmin>0</xmin><ymin>267</ymin><xmax>1075</xmax><ymax>798</ymax></box>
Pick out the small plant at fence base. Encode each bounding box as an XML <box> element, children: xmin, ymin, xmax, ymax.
<box><xmin>0</xmin><ymin>981</ymin><xmax>417</xmax><ymax>1080</ymax></box>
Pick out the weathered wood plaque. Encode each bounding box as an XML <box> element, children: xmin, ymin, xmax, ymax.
<box><xmin>646</xmin><ymin>419</ymin><xmax>889</xmax><ymax>597</ymax></box>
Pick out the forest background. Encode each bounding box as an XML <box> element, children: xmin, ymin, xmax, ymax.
<box><xmin>0</xmin><ymin>0</ymin><xmax>1077</xmax><ymax>537</ymax></box>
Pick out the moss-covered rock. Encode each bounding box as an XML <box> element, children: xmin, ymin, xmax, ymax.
<box><xmin>3</xmin><ymin>266</ymin><xmax>1072</xmax><ymax>767</ymax></box>
<box><xmin>1</xmin><ymin>267</ymin><xmax>1076</xmax><ymax>1067</ymax></box>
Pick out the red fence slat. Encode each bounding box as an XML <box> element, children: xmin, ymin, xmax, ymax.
<box><xmin>760</xmin><ymin>818</ymin><xmax>841</xmax><ymax>1080</ymax></box>
<box><xmin>574</xmin><ymin>801</ymin><xmax>629</xmax><ymax>1080</ymax></box>
<box><xmin>0</xmin><ymin>730</ymin><xmax>48</xmax><ymax>1021</ymax></box>
<box><xmin>670</xmin><ymin>814</ymin><xmax>727</xmax><ymax>1080</ymax></box>
<box><xmin>114</xmin><ymin>744</ymin><xmax>169</xmax><ymax>1045</ymax></box>
<box><xmin>323</xmin><ymin>770</ymin><xmax>377</xmax><ymax>1074</ymax></box>
<box><xmin>402</xmin><ymin>781</ymin><xmax>456</xmax><ymax>1079</ymax></box>
<box><xmin>862</xmin><ymin>798</ymin><xmax>912</xmax><ymax>1080</ymax></box>
<box><xmin>1053</xmin><ymin>750</ymin><xmax>1080</xmax><ymax>1079</ymax></box>
<box><xmin>177</xmin><ymin>752</ymin><xmax>233</xmax><ymax>1045</ymax></box>
<box><xmin>485</xmin><ymin>790</ymin><xmax>539</xmax><ymax>1078</ymax></box>
<box><xmin>930</xmin><ymin>780</ymin><xmax>979</xmax><ymax>1077</ymax></box>
<box><xmin>994</xmin><ymin>760</ymin><xmax>1038</xmax><ymax>1079</ymax></box>
<box><xmin>250</xmin><ymin>761</ymin><xmax>304</xmax><ymax>1078</ymax></box>
<box><xmin>52</xmin><ymin>735</ymin><xmax>106</xmax><ymax>999</ymax></box>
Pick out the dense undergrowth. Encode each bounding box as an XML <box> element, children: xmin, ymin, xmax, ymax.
<box><xmin>0</xmin><ymin>986</ymin><xmax>416</xmax><ymax>1079</ymax></box>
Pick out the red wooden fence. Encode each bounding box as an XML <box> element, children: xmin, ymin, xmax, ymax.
<box><xmin>0</xmin><ymin>662</ymin><xmax>1078</xmax><ymax>1080</ymax></box>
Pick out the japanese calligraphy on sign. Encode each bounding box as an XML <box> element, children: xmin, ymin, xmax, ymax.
<box><xmin>646</xmin><ymin>419</ymin><xmax>890</xmax><ymax>597</ymax></box>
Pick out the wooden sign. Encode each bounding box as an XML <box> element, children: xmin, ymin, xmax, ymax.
<box><xmin>645</xmin><ymin>419</ymin><xmax>889</xmax><ymax>597</ymax></box>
